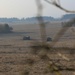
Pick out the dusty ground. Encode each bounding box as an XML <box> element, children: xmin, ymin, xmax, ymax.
<box><xmin>0</xmin><ymin>22</ymin><xmax>75</xmax><ymax>75</ymax></box>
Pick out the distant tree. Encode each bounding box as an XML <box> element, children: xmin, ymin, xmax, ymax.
<box><xmin>4</xmin><ymin>24</ymin><xmax>10</xmax><ymax>30</ymax></box>
<box><xmin>0</xmin><ymin>24</ymin><xmax>13</xmax><ymax>33</ymax></box>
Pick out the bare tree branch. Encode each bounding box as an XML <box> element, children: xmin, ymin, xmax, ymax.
<box><xmin>44</xmin><ymin>0</ymin><xmax>75</xmax><ymax>13</ymax></box>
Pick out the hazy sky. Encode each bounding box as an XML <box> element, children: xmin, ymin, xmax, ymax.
<box><xmin>0</xmin><ymin>0</ymin><xmax>75</xmax><ymax>18</ymax></box>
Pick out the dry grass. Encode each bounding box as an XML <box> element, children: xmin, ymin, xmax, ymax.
<box><xmin>0</xmin><ymin>37</ymin><xmax>75</xmax><ymax>75</ymax></box>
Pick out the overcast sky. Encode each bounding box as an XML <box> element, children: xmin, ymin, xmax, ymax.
<box><xmin>0</xmin><ymin>0</ymin><xmax>75</xmax><ymax>18</ymax></box>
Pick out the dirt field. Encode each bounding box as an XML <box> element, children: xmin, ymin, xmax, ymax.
<box><xmin>0</xmin><ymin>22</ymin><xmax>75</xmax><ymax>75</ymax></box>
